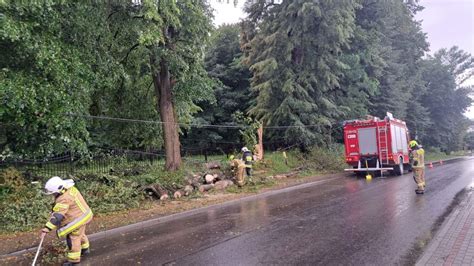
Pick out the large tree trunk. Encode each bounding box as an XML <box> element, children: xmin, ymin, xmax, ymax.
<box><xmin>256</xmin><ymin>125</ymin><xmax>264</xmax><ymax>160</ymax></box>
<box><xmin>152</xmin><ymin>58</ymin><xmax>182</xmax><ymax>171</ymax></box>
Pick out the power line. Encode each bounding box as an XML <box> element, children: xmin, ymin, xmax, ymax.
<box><xmin>69</xmin><ymin>114</ymin><xmax>331</xmax><ymax>130</ymax></box>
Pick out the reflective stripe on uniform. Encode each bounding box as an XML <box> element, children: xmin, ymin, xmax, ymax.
<box><xmin>53</xmin><ymin>203</ymin><xmax>69</xmax><ymax>212</ymax></box>
<box><xmin>57</xmin><ymin>209</ymin><xmax>93</xmax><ymax>238</ymax></box>
<box><xmin>69</xmin><ymin>187</ymin><xmax>78</xmax><ymax>196</ymax></box>
<box><xmin>45</xmin><ymin>221</ymin><xmax>57</xmax><ymax>230</ymax></box>
<box><xmin>70</xmin><ymin>186</ymin><xmax>87</xmax><ymax>213</ymax></box>
<box><xmin>67</xmin><ymin>251</ymin><xmax>81</xmax><ymax>260</ymax></box>
<box><xmin>81</xmin><ymin>242</ymin><xmax>90</xmax><ymax>249</ymax></box>
<box><xmin>75</xmin><ymin>198</ymin><xmax>86</xmax><ymax>213</ymax></box>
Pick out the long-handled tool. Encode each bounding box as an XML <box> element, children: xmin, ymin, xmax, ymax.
<box><xmin>32</xmin><ymin>233</ymin><xmax>46</xmax><ymax>266</ymax></box>
<box><xmin>365</xmin><ymin>160</ymin><xmax>372</xmax><ymax>180</ymax></box>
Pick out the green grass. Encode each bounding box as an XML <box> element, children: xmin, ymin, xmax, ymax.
<box><xmin>258</xmin><ymin>150</ymin><xmax>298</xmax><ymax>175</ymax></box>
<box><xmin>424</xmin><ymin>148</ymin><xmax>469</xmax><ymax>162</ymax></box>
<box><xmin>0</xmin><ymin>145</ymin><xmax>348</xmax><ymax>233</ymax></box>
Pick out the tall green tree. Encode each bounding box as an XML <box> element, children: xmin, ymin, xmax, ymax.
<box><xmin>418</xmin><ymin>48</ymin><xmax>473</xmax><ymax>151</ymax></box>
<box><xmin>182</xmin><ymin>24</ymin><xmax>252</xmax><ymax>152</ymax></box>
<box><xmin>0</xmin><ymin>1</ymin><xmax>95</xmax><ymax>158</ymax></box>
<box><xmin>1</xmin><ymin>1</ymin><xmax>216</xmax><ymax>171</ymax></box>
<box><xmin>242</xmin><ymin>0</ymin><xmax>358</xmax><ymax>147</ymax></box>
<box><xmin>362</xmin><ymin>0</ymin><xmax>428</xmax><ymax>121</ymax></box>
<box><xmin>434</xmin><ymin>46</ymin><xmax>474</xmax><ymax>87</ymax></box>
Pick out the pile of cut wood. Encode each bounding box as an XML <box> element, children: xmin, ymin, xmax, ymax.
<box><xmin>143</xmin><ymin>161</ymin><xmax>235</xmax><ymax>200</ymax></box>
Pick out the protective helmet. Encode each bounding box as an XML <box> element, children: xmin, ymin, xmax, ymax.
<box><xmin>241</xmin><ymin>147</ymin><xmax>249</xmax><ymax>152</ymax></box>
<box><xmin>409</xmin><ymin>140</ymin><xmax>418</xmax><ymax>148</ymax></box>
<box><xmin>44</xmin><ymin>176</ymin><xmax>75</xmax><ymax>195</ymax></box>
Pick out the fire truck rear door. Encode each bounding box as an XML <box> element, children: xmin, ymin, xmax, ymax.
<box><xmin>358</xmin><ymin>127</ymin><xmax>377</xmax><ymax>155</ymax></box>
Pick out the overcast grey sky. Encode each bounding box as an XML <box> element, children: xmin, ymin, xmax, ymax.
<box><xmin>417</xmin><ymin>0</ymin><xmax>473</xmax><ymax>55</ymax></box>
<box><xmin>210</xmin><ymin>0</ymin><xmax>474</xmax><ymax>118</ymax></box>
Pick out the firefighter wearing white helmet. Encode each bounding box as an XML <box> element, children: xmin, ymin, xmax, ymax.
<box><xmin>409</xmin><ymin>140</ymin><xmax>426</xmax><ymax>194</ymax></box>
<box><xmin>41</xmin><ymin>176</ymin><xmax>93</xmax><ymax>265</ymax></box>
<box><xmin>241</xmin><ymin>147</ymin><xmax>253</xmax><ymax>177</ymax></box>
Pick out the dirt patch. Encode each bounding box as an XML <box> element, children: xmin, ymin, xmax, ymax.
<box><xmin>0</xmin><ymin>171</ymin><xmax>341</xmax><ymax>258</ymax></box>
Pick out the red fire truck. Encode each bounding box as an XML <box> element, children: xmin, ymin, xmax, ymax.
<box><xmin>343</xmin><ymin>113</ymin><xmax>411</xmax><ymax>176</ymax></box>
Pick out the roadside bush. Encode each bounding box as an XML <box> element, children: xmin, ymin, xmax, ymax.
<box><xmin>0</xmin><ymin>167</ymin><xmax>26</xmax><ymax>194</ymax></box>
<box><xmin>76</xmin><ymin>177</ymin><xmax>142</xmax><ymax>214</ymax></box>
<box><xmin>73</xmin><ymin>172</ymin><xmax>143</xmax><ymax>213</ymax></box>
<box><xmin>300</xmin><ymin>145</ymin><xmax>346</xmax><ymax>173</ymax></box>
<box><xmin>0</xmin><ymin>183</ymin><xmax>51</xmax><ymax>232</ymax></box>
<box><xmin>0</xmin><ymin>169</ymin><xmax>144</xmax><ymax>233</ymax></box>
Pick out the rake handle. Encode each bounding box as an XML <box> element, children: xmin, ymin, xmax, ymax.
<box><xmin>32</xmin><ymin>233</ymin><xmax>46</xmax><ymax>266</ymax></box>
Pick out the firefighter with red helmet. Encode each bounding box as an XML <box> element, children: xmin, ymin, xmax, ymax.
<box><xmin>40</xmin><ymin>176</ymin><xmax>93</xmax><ymax>265</ymax></box>
<box><xmin>409</xmin><ymin>140</ymin><xmax>426</xmax><ymax>194</ymax></box>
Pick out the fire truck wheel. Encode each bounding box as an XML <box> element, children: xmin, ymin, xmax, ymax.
<box><xmin>394</xmin><ymin>159</ymin><xmax>404</xmax><ymax>176</ymax></box>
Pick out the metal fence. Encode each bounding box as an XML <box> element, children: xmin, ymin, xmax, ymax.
<box><xmin>0</xmin><ymin>149</ymin><xmax>166</xmax><ymax>178</ymax></box>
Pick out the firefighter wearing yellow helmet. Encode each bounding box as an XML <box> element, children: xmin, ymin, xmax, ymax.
<box><xmin>241</xmin><ymin>147</ymin><xmax>254</xmax><ymax>177</ymax></box>
<box><xmin>409</xmin><ymin>140</ymin><xmax>426</xmax><ymax>194</ymax></box>
<box><xmin>41</xmin><ymin>176</ymin><xmax>93</xmax><ymax>265</ymax></box>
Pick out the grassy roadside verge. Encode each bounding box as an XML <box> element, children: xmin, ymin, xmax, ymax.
<box><xmin>424</xmin><ymin>148</ymin><xmax>471</xmax><ymax>162</ymax></box>
<box><xmin>0</xmin><ymin>146</ymin><xmax>345</xmax><ymax>234</ymax></box>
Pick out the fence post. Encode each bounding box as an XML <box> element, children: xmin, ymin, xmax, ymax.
<box><xmin>70</xmin><ymin>151</ymin><xmax>74</xmax><ymax>175</ymax></box>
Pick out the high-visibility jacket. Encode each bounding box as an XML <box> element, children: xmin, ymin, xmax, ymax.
<box><xmin>242</xmin><ymin>151</ymin><xmax>253</xmax><ymax>168</ymax></box>
<box><xmin>410</xmin><ymin>148</ymin><xmax>425</xmax><ymax>169</ymax></box>
<box><xmin>45</xmin><ymin>186</ymin><xmax>93</xmax><ymax>238</ymax></box>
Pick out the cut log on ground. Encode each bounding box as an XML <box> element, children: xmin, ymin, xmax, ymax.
<box><xmin>205</xmin><ymin>161</ymin><xmax>221</xmax><ymax>170</ymax></box>
<box><xmin>285</xmin><ymin>171</ymin><xmax>299</xmax><ymax>178</ymax></box>
<box><xmin>214</xmin><ymin>180</ymin><xmax>234</xmax><ymax>190</ymax></box>
<box><xmin>143</xmin><ymin>184</ymin><xmax>169</xmax><ymax>200</ymax></box>
<box><xmin>198</xmin><ymin>184</ymin><xmax>214</xmax><ymax>193</ymax></box>
<box><xmin>173</xmin><ymin>190</ymin><xmax>184</xmax><ymax>199</ymax></box>
<box><xmin>184</xmin><ymin>185</ymin><xmax>194</xmax><ymax>196</ymax></box>
<box><xmin>204</xmin><ymin>174</ymin><xmax>216</xmax><ymax>184</ymax></box>
<box><xmin>186</xmin><ymin>174</ymin><xmax>202</xmax><ymax>188</ymax></box>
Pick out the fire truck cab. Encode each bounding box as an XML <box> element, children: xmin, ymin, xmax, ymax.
<box><xmin>343</xmin><ymin>113</ymin><xmax>411</xmax><ymax>176</ymax></box>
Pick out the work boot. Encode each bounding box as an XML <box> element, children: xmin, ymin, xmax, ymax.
<box><xmin>62</xmin><ymin>262</ymin><xmax>80</xmax><ymax>266</ymax></box>
<box><xmin>81</xmin><ymin>248</ymin><xmax>90</xmax><ymax>257</ymax></box>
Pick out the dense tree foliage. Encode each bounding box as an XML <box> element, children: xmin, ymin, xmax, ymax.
<box><xmin>0</xmin><ymin>0</ymin><xmax>472</xmax><ymax>165</ymax></box>
<box><xmin>241</xmin><ymin>0</ymin><xmax>359</xmax><ymax>147</ymax></box>
<box><xmin>181</xmin><ymin>24</ymin><xmax>252</xmax><ymax>153</ymax></box>
<box><xmin>419</xmin><ymin>49</ymin><xmax>473</xmax><ymax>152</ymax></box>
<box><xmin>1</xmin><ymin>1</ymin><xmax>215</xmax><ymax>171</ymax></box>
<box><xmin>0</xmin><ymin>2</ymin><xmax>95</xmax><ymax>158</ymax></box>
<box><xmin>241</xmin><ymin>0</ymin><xmax>472</xmax><ymax>149</ymax></box>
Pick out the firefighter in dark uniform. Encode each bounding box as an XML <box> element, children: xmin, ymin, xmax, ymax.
<box><xmin>409</xmin><ymin>140</ymin><xmax>426</xmax><ymax>194</ymax></box>
<box><xmin>241</xmin><ymin>147</ymin><xmax>253</xmax><ymax>177</ymax></box>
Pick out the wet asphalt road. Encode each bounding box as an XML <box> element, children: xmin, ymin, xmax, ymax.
<box><xmin>82</xmin><ymin>158</ymin><xmax>474</xmax><ymax>266</ymax></box>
